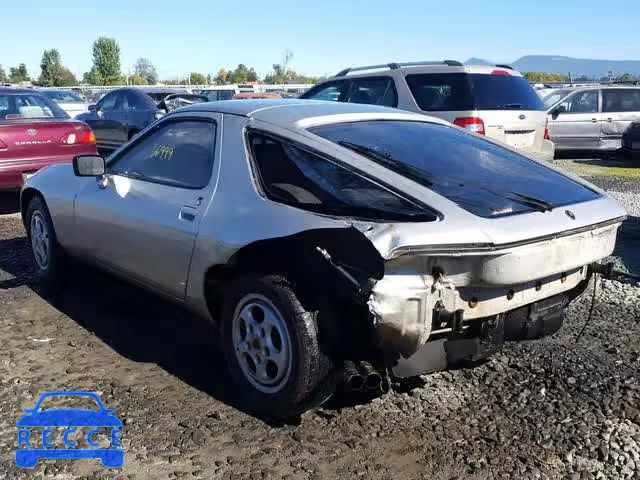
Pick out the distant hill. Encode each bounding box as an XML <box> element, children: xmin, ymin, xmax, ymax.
<box><xmin>464</xmin><ymin>55</ymin><xmax>640</xmax><ymax>78</ymax></box>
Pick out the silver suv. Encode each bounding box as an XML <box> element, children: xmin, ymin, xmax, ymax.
<box><xmin>301</xmin><ymin>60</ymin><xmax>555</xmax><ymax>161</ymax></box>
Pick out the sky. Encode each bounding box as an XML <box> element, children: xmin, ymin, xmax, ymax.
<box><xmin>3</xmin><ymin>0</ymin><xmax>640</xmax><ymax>81</ymax></box>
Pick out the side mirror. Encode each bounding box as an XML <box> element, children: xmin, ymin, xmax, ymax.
<box><xmin>73</xmin><ymin>155</ymin><xmax>105</xmax><ymax>177</ymax></box>
<box><xmin>553</xmin><ymin>105</ymin><xmax>567</xmax><ymax>116</ymax></box>
<box><xmin>88</xmin><ymin>104</ymin><xmax>98</xmax><ymax>112</ymax></box>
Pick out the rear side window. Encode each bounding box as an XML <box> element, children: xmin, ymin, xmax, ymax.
<box><xmin>0</xmin><ymin>94</ymin><xmax>68</xmax><ymax>120</ymax></box>
<box><xmin>301</xmin><ymin>81</ymin><xmax>350</xmax><ymax>102</ymax></box>
<box><xmin>406</xmin><ymin>73</ymin><xmax>544</xmax><ymax>111</ymax></box>
<box><xmin>603</xmin><ymin>89</ymin><xmax>640</xmax><ymax>113</ymax></box>
<box><xmin>348</xmin><ymin>77</ymin><xmax>397</xmax><ymax>107</ymax></box>
<box><xmin>108</xmin><ymin>120</ymin><xmax>216</xmax><ymax>189</ymax></box>
<box><xmin>405</xmin><ymin>73</ymin><xmax>474</xmax><ymax>111</ymax></box>
<box><xmin>248</xmin><ymin>132</ymin><xmax>435</xmax><ymax>222</ymax></box>
<box><xmin>309</xmin><ymin>120</ymin><xmax>599</xmax><ymax>218</ymax></box>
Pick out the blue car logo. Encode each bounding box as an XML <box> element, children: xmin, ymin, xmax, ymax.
<box><xmin>15</xmin><ymin>391</ymin><xmax>123</xmax><ymax>468</ymax></box>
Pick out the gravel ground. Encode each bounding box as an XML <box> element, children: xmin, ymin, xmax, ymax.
<box><xmin>0</xmin><ymin>163</ymin><xmax>638</xmax><ymax>480</ymax></box>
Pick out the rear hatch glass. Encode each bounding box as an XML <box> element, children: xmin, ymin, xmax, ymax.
<box><xmin>0</xmin><ymin>93</ymin><xmax>69</xmax><ymax>121</ymax></box>
<box><xmin>309</xmin><ymin>120</ymin><xmax>599</xmax><ymax>218</ymax></box>
<box><xmin>405</xmin><ymin>73</ymin><xmax>544</xmax><ymax>111</ymax></box>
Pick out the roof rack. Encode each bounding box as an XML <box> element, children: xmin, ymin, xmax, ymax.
<box><xmin>335</xmin><ymin>60</ymin><xmax>463</xmax><ymax>77</ymax></box>
<box><xmin>609</xmin><ymin>80</ymin><xmax>640</xmax><ymax>86</ymax></box>
<box><xmin>495</xmin><ymin>64</ymin><xmax>514</xmax><ymax>70</ymax></box>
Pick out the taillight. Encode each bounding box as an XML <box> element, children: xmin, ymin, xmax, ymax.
<box><xmin>491</xmin><ymin>69</ymin><xmax>511</xmax><ymax>76</ymax></box>
<box><xmin>60</xmin><ymin>129</ymin><xmax>96</xmax><ymax>145</ymax></box>
<box><xmin>544</xmin><ymin>118</ymin><xmax>550</xmax><ymax>140</ymax></box>
<box><xmin>453</xmin><ymin>117</ymin><xmax>485</xmax><ymax>135</ymax></box>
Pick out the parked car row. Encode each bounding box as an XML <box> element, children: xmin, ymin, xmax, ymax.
<box><xmin>301</xmin><ymin>60</ymin><xmax>555</xmax><ymax>161</ymax></box>
<box><xmin>20</xmin><ymin>99</ymin><xmax>625</xmax><ymax>418</ymax></box>
<box><xmin>6</xmin><ymin>59</ymin><xmax>640</xmax><ymax>195</ymax></box>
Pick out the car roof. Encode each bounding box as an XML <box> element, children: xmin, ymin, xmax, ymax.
<box><xmin>0</xmin><ymin>87</ymin><xmax>41</xmax><ymax>95</ymax></box>
<box><xmin>325</xmin><ymin>64</ymin><xmax>521</xmax><ymax>81</ymax></box>
<box><xmin>177</xmin><ymin>99</ymin><xmax>445</xmax><ymax>128</ymax></box>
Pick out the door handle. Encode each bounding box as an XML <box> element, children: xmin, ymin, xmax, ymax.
<box><xmin>591</xmin><ymin>118</ymin><xmax>597</xmax><ymax>123</ymax></box>
<box><xmin>606</xmin><ymin>118</ymin><xmax>613</xmax><ymax>122</ymax></box>
<box><xmin>178</xmin><ymin>206</ymin><xmax>197</xmax><ymax>222</ymax></box>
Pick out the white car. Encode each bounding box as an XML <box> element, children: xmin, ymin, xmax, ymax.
<box><xmin>302</xmin><ymin>60</ymin><xmax>555</xmax><ymax>161</ymax></box>
<box><xmin>22</xmin><ymin>100</ymin><xmax>624</xmax><ymax>418</ymax></box>
<box><xmin>40</xmin><ymin>89</ymin><xmax>90</xmax><ymax>118</ymax></box>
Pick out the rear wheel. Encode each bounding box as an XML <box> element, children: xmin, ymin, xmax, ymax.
<box><xmin>221</xmin><ymin>274</ymin><xmax>337</xmax><ymax>418</ymax></box>
<box><xmin>25</xmin><ymin>196</ymin><xmax>67</xmax><ymax>285</ymax></box>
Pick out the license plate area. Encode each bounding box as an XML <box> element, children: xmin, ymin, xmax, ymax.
<box><xmin>505</xmin><ymin>130</ymin><xmax>535</xmax><ymax>148</ymax></box>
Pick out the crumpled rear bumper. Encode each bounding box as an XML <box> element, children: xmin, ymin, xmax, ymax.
<box><xmin>369</xmin><ymin>221</ymin><xmax>620</xmax><ymax>358</ymax></box>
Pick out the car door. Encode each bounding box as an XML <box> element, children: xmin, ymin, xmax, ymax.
<box><xmin>600</xmin><ymin>88</ymin><xmax>640</xmax><ymax>149</ymax></box>
<box><xmin>74</xmin><ymin>115</ymin><xmax>220</xmax><ymax>299</ymax></box>
<box><xmin>84</xmin><ymin>92</ymin><xmax>121</xmax><ymax>149</ymax></box>
<box><xmin>547</xmin><ymin>89</ymin><xmax>600</xmax><ymax>149</ymax></box>
<box><xmin>121</xmin><ymin>91</ymin><xmax>153</xmax><ymax>139</ymax></box>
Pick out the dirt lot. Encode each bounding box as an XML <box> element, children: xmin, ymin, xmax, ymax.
<box><xmin>0</xmin><ymin>158</ymin><xmax>639</xmax><ymax>480</ymax></box>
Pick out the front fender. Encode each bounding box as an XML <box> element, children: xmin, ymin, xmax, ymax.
<box><xmin>21</xmin><ymin>164</ymin><xmax>87</xmax><ymax>248</ymax></box>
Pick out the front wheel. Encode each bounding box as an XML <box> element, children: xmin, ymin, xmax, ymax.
<box><xmin>221</xmin><ymin>274</ymin><xmax>337</xmax><ymax>419</ymax></box>
<box><xmin>25</xmin><ymin>196</ymin><xmax>67</xmax><ymax>285</ymax></box>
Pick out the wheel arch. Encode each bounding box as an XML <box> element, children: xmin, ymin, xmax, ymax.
<box><xmin>20</xmin><ymin>187</ymin><xmax>45</xmax><ymax>226</ymax></box>
<box><xmin>202</xmin><ymin>227</ymin><xmax>385</xmax><ymax>327</ymax></box>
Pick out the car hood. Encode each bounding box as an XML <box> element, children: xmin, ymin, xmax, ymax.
<box><xmin>16</xmin><ymin>410</ymin><xmax>122</xmax><ymax>427</ymax></box>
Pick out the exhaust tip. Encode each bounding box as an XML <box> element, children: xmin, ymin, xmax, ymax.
<box><xmin>365</xmin><ymin>372</ymin><xmax>382</xmax><ymax>390</ymax></box>
<box><xmin>344</xmin><ymin>361</ymin><xmax>365</xmax><ymax>391</ymax></box>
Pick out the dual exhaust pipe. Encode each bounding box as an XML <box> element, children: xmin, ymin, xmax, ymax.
<box><xmin>344</xmin><ymin>361</ymin><xmax>390</xmax><ymax>393</ymax></box>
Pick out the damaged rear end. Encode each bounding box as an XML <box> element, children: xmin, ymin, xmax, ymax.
<box><xmin>367</xmin><ymin>217</ymin><xmax>621</xmax><ymax>377</ymax></box>
<box><xmin>306</xmin><ymin>118</ymin><xmax>627</xmax><ymax>378</ymax></box>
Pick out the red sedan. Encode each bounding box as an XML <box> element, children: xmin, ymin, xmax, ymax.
<box><xmin>0</xmin><ymin>88</ymin><xmax>97</xmax><ymax>190</ymax></box>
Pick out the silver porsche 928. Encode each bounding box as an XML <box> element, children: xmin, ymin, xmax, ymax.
<box><xmin>21</xmin><ymin>100</ymin><xmax>625</xmax><ymax>418</ymax></box>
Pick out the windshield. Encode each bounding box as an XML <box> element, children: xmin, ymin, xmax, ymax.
<box><xmin>42</xmin><ymin>90</ymin><xmax>84</xmax><ymax>103</ymax></box>
<box><xmin>309</xmin><ymin>120</ymin><xmax>599</xmax><ymax>218</ymax></box>
<box><xmin>0</xmin><ymin>93</ymin><xmax>69</xmax><ymax>120</ymax></box>
<box><xmin>542</xmin><ymin>89</ymin><xmax>572</xmax><ymax>109</ymax></box>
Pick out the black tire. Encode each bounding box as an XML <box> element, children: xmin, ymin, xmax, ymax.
<box><xmin>25</xmin><ymin>195</ymin><xmax>67</xmax><ymax>285</ymax></box>
<box><xmin>220</xmin><ymin>274</ymin><xmax>337</xmax><ymax>419</ymax></box>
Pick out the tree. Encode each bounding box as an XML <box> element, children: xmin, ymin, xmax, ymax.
<box><xmin>57</xmin><ymin>68</ymin><xmax>78</xmax><ymax>86</ymax></box>
<box><xmin>206</xmin><ymin>73</ymin><xmax>212</xmax><ymax>84</ymax></box>
<box><xmin>247</xmin><ymin>68</ymin><xmax>258</xmax><ymax>82</ymax></box>
<box><xmin>522</xmin><ymin>72</ymin><xmax>569</xmax><ymax>84</ymax></box>
<box><xmin>39</xmin><ymin>49</ymin><xmax>63</xmax><ymax>86</ymax></box>
<box><xmin>133</xmin><ymin>57</ymin><xmax>157</xmax><ymax>84</ymax></box>
<box><xmin>82</xmin><ymin>67</ymin><xmax>101</xmax><ymax>85</ymax></box>
<box><xmin>615</xmin><ymin>73</ymin><xmax>638</xmax><ymax>83</ymax></box>
<box><xmin>129</xmin><ymin>75</ymin><xmax>148</xmax><ymax>85</ymax></box>
<box><xmin>215</xmin><ymin>68</ymin><xmax>228</xmax><ymax>84</ymax></box>
<box><xmin>9</xmin><ymin>64</ymin><xmax>30</xmax><ymax>83</ymax></box>
<box><xmin>230</xmin><ymin>64</ymin><xmax>249</xmax><ymax>84</ymax></box>
<box><xmin>0</xmin><ymin>65</ymin><xmax>6</xmax><ymax>84</ymax></box>
<box><xmin>92</xmin><ymin>37</ymin><xmax>121</xmax><ymax>85</ymax></box>
<box><xmin>189</xmin><ymin>72</ymin><xmax>207</xmax><ymax>85</ymax></box>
